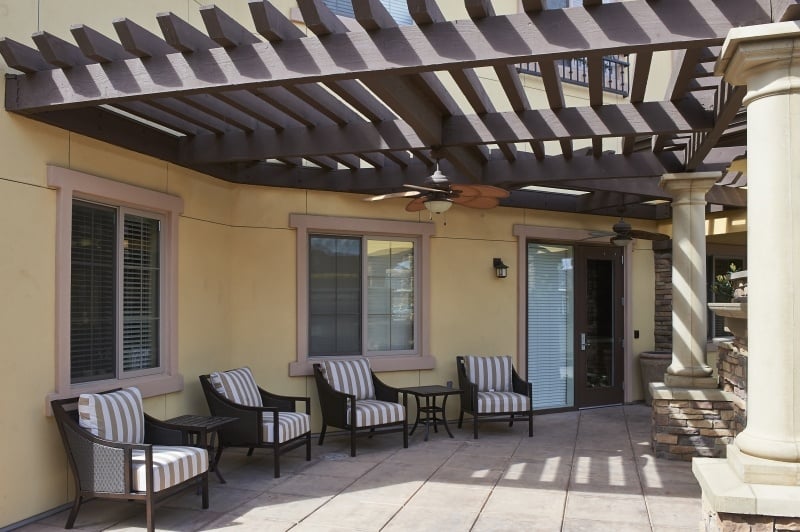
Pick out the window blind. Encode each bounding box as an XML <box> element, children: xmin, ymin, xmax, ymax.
<box><xmin>527</xmin><ymin>244</ymin><xmax>575</xmax><ymax>410</ymax></box>
<box><xmin>322</xmin><ymin>0</ymin><xmax>412</xmax><ymax>25</ymax></box>
<box><xmin>367</xmin><ymin>239</ymin><xmax>414</xmax><ymax>352</ymax></box>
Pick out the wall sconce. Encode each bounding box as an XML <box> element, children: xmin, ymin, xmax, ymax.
<box><xmin>493</xmin><ymin>258</ymin><xmax>509</xmax><ymax>278</ymax></box>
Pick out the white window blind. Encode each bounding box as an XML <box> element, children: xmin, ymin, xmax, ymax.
<box><xmin>367</xmin><ymin>239</ymin><xmax>414</xmax><ymax>352</ymax></box>
<box><xmin>527</xmin><ymin>244</ymin><xmax>575</xmax><ymax>410</ymax></box>
<box><xmin>322</xmin><ymin>0</ymin><xmax>413</xmax><ymax>25</ymax></box>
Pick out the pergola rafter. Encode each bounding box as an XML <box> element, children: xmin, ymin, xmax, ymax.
<box><xmin>1</xmin><ymin>0</ymin><xmax>791</xmax><ymax>219</ymax></box>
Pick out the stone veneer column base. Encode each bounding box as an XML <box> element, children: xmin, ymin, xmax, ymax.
<box><xmin>694</xmin><ymin>453</ymin><xmax>800</xmax><ymax>530</ymax></box>
<box><xmin>650</xmin><ymin>383</ymin><xmax>737</xmax><ymax>460</ymax></box>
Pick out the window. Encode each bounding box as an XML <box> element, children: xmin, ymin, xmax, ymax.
<box><xmin>322</xmin><ymin>0</ymin><xmax>413</xmax><ymax>25</ymax></box>
<box><xmin>290</xmin><ymin>214</ymin><xmax>434</xmax><ymax>375</ymax></box>
<box><xmin>48</xmin><ymin>166</ymin><xmax>183</xmax><ymax>405</ymax></box>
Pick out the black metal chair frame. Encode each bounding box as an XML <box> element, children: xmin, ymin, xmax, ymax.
<box><xmin>456</xmin><ymin>355</ymin><xmax>534</xmax><ymax>439</ymax></box>
<box><xmin>51</xmin><ymin>394</ymin><xmax>209</xmax><ymax>532</ymax></box>
<box><xmin>199</xmin><ymin>374</ymin><xmax>311</xmax><ymax>478</ymax></box>
<box><xmin>313</xmin><ymin>363</ymin><xmax>408</xmax><ymax>457</ymax></box>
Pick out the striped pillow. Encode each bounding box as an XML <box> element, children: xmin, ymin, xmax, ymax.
<box><xmin>210</xmin><ymin>367</ymin><xmax>263</xmax><ymax>407</ymax></box>
<box><xmin>78</xmin><ymin>387</ymin><xmax>145</xmax><ymax>444</ymax></box>
<box><xmin>464</xmin><ymin>355</ymin><xmax>513</xmax><ymax>392</ymax></box>
<box><xmin>322</xmin><ymin>359</ymin><xmax>376</xmax><ymax>400</ymax></box>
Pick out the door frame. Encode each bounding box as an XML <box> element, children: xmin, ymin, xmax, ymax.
<box><xmin>512</xmin><ymin>224</ymin><xmax>634</xmax><ymax>405</ymax></box>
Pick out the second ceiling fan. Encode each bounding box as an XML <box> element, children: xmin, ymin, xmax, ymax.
<box><xmin>364</xmin><ymin>163</ymin><xmax>509</xmax><ymax>213</ymax></box>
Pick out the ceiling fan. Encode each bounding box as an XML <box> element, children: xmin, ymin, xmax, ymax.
<box><xmin>607</xmin><ymin>217</ymin><xmax>670</xmax><ymax>246</ymax></box>
<box><xmin>364</xmin><ymin>163</ymin><xmax>510</xmax><ymax>213</ymax></box>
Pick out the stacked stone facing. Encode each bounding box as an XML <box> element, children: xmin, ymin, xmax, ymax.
<box><xmin>652</xmin><ymin>397</ymin><xmax>737</xmax><ymax>460</ymax></box>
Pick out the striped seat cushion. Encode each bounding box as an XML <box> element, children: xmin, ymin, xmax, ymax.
<box><xmin>210</xmin><ymin>367</ymin><xmax>263</xmax><ymax>407</ymax></box>
<box><xmin>322</xmin><ymin>359</ymin><xmax>376</xmax><ymax>400</ymax></box>
<box><xmin>132</xmin><ymin>445</ymin><xmax>208</xmax><ymax>492</ymax></box>
<box><xmin>464</xmin><ymin>355</ymin><xmax>513</xmax><ymax>392</ymax></box>
<box><xmin>78</xmin><ymin>387</ymin><xmax>145</xmax><ymax>444</ymax></box>
<box><xmin>261</xmin><ymin>411</ymin><xmax>311</xmax><ymax>443</ymax></box>
<box><xmin>349</xmin><ymin>399</ymin><xmax>405</xmax><ymax>428</ymax></box>
<box><xmin>476</xmin><ymin>391</ymin><xmax>530</xmax><ymax>414</ymax></box>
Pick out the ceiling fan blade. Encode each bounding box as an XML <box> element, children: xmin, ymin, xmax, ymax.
<box><xmin>451</xmin><ymin>184</ymin><xmax>510</xmax><ymax>199</ymax></box>
<box><xmin>405</xmin><ymin>196</ymin><xmax>429</xmax><ymax>212</ymax></box>
<box><xmin>629</xmin><ymin>229</ymin><xmax>670</xmax><ymax>241</ymax></box>
<box><xmin>404</xmin><ymin>183</ymin><xmax>450</xmax><ymax>194</ymax></box>
<box><xmin>452</xmin><ymin>195</ymin><xmax>500</xmax><ymax>209</ymax></box>
<box><xmin>363</xmin><ymin>191</ymin><xmax>420</xmax><ymax>202</ymax></box>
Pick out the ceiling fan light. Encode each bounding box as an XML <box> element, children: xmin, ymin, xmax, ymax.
<box><xmin>611</xmin><ymin>234</ymin><xmax>632</xmax><ymax>246</ymax></box>
<box><xmin>424</xmin><ymin>199</ymin><xmax>452</xmax><ymax>214</ymax></box>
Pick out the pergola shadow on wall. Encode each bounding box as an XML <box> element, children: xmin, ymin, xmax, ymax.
<box><xmin>2</xmin><ymin>0</ymin><xmax>795</xmax><ymax>217</ymax></box>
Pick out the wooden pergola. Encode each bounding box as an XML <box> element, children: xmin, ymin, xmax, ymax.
<box><xmin>2</xmin><ymin>0</ymin><xmax>795</xmax><ymax>219</ymax></box>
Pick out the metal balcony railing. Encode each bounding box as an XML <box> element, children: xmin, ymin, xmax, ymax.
<box><xmin>517</xmin><ymin>55</ymin><xmax>630</xmax><ymax>97</ymax></box>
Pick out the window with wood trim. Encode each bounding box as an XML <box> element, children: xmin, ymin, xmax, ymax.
<box><xmin>289</xmin><ymin>214</ymin><xmax>435</xmax><ymax>376</ymax></box>
<box><xmin>48</xmin><ymin>166</ymin><xmax>183</xmax><ymax>403</ymax></box>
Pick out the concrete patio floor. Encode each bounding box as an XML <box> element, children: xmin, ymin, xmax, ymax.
<box><xmin>19</xmin><ymin>404</ymin><xmax>702</xmax><ymax>532</ymax></box>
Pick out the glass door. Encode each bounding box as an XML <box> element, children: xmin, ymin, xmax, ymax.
<box><xmin>574</xmin><ymin>246</ymin><xmax>624</xmax><ymax>407</ymax></box>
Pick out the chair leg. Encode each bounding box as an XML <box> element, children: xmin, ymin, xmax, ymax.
<box><xmin>473</xmin><ymin>416</ymin><xmax>479</xmax><ymax>439</ymax></box>
<box><xmin>246</xmin><ymin>447</ymin><xmax>255</xmax><ymax>456</ymax></box>
<box><xmin>350</xmin><ymin>426</ymin><xmax>357</xmax><ymax>457</ymax></box>
<box><xmin>458</xmin><ymin>410</ymin><xmax>464</xmax><ymax>429</ymax></box>
<box><xmin>528</xmin><ymin>412</ymin><xmax>534</xmax><ymax>437</ymax></box>
<box><xmin>64</xmin><ymin>495</ymin><xmax>83</xmax><ymax>529</ymax></box>
<box><xmin>201</xmin><ymin>471</ymin><xmax>209</xmax><ymax>509</ymax></box>
<box><xmin>274</xmin><ymin>445</ymin><xmax>280</xmax><ymax>478</ymax></box>
<box><xmin>146</xmin><ymin>495</ymin><xmax>155</xmax><ymax>532</ymax></box>
<box><xmin>403</xmin><ymin>419</ymin><xmax>409</xmax><ymax>449</ymax></box>
<box><xmin>305</xmin><ymin>432</ymin><xmax>312</xmax><ymax>461</ymax></box>
<box><xmin>319</xmin><ymin>424</ymin><xmax>327</xmax><ymax>445</ymax></box>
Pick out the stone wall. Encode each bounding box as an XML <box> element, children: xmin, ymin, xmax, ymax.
<box><xmin>702</xmin><ymin>499</ymin><xmax>800</xmax><ymax>532</ymax></box>
<box><xmin>716</xmin><ymin>339</ymin><xmax>747</xmax><ymax>434</ymax></box>
<box><xmin>654</xmin><ymin>247</ymin><xmax>673</xmax><ymax>351</ymax></box>
<box><xmin>651</xmin><ymin>392</ymin><xmax>737</xmax><ymax>460</ymax></box>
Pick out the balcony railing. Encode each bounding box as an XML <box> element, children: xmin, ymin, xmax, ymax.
<box><xmin>517</xmin><ymin>55</ymin><xmax>630</xmax><ymax>97</ymax></box>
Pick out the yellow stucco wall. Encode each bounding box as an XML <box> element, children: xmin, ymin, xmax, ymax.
<box><xmin>0</xmin><ymin>1</ymin><xmax>673</xmax><ymax>526</ymax></box>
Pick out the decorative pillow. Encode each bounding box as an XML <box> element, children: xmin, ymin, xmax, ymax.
<box><xmin>78</xmin><ymin>387</ymin><xmax>145</xmax><ymax>444</ymax></box>
<box><xmin>464</xmin><ymin>355</ymin><xmax>513</xmax><ymax>392</ymax></box>
<box><xmin>322</xmin><ymin>359</ymin><xmax>376</xmax><ymax>400</ymax></box>
<box><xmin>210</xmin><ymin>367</ymin><xmax>263</xmax><ymax>407</ymax></box>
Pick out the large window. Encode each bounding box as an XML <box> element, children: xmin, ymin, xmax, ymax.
<box><xmin>48</xmin><ymin>166</ymin><xmax>183</xmax><ymax>404</ymax></box>
<box><xmin>290</xmin><ymin>214</ymin><xmax>434</xmax><ymax>375</ymax></box>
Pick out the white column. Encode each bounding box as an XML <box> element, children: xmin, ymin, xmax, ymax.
<box><xmin>716</xmin><ymin>22</ymin><xmax>800</xmax><ymax>465</ymax></box>
<box><xmin>660</xmin><ymin>173</ymin><xmax>719</xmax><ymax>388</ymax></box>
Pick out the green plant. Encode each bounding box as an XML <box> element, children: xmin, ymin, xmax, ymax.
<box><xmin>711</xmin><ymin>262</ymin><xmax>739</xmax><ymax>302</ymax></box>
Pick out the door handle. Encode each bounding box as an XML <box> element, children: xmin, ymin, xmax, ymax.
<box><xmin>580</xmin><ymin>333</ymin><xmax>590</xmax><ymax>351</ymax></box>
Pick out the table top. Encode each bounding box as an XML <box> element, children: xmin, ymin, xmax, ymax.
<box><xmin>166</xmin><ymin>414</ymin><xmax>236</xmax><ymax>430</ymax></box>
<box><xmin>401</xmin><ymin>385</ymin><xmax>461</xmax><ymax>397</ymax></box>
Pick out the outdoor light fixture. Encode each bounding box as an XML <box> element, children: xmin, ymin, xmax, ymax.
<box><xmin>611</xmin><ymin>234</ymin><xmax>632</xmax><ymax>247</ymax></box>
<box><xmin>493</xmin><ymin>258</ymin><xmax>509</xmax><ymax>278</ymax></box>
<box><xmin>423</xmin><ymin>199</ymin><xmax>452</xmax><ymax>214</ymax></box>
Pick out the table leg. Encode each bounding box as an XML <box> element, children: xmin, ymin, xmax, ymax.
<box><xmin>441</xmin><ymin>395</ymin><xmax>454</xmax><ymax>438</ymax></box>
<box><xmin>409</xmin><ymin>394</ymin><xmax>421</xmax><ymax>436</ymax></box>
<box><xmin>208</xmin><ymin>431</ymin><xmax>227</xmax><ymax>483</ymax></box>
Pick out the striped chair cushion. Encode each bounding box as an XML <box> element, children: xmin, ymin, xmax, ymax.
<box><xmin>261</xmin><ymin>412</ymin><xmax>311</xmax><ymax>444</ymax></box>
<box><xmin>322</xmin><ymin>359</ymin><xmax>376</xmax><ymax>400</ymax></box>
<box><xmin>464</xmin><ymin>355</ymin><xmax>513</xmax><ymax>392</ymax></box>
<box><xmin>476</xmin><ymin>391</ymin><xmax>530</xmax><ymax>414</ymax></box>
<box><xmin>78</xmin><ymin>387</ymin><xmax>145</xmax><ymax>444</ymax></box>
<box><xmin>132</xmin><ymin>445</ymin><xmax>208</xmax><ymax>492</ymax></box>
<box><xmin>210</xmin><ymin>367</ymin><xmax>263</xmax><ymax>407</ymax></box>
<box><xmin>349</xmin><ymin>399</ymin><xmax>405</xmax><ymax>428</ymax></box>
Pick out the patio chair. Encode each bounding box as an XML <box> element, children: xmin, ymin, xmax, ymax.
<box><xmin>199</xmin><ymin>367</ymin><xmax>311</xmax><ymax>478</ymax></box>
<box><xmin>456</xmin><ymin>355</ymin><xmax>534</xmax><ymax>439</ymax></box>
<box><xmin>313</xmin><ymin>359</ymin><xmax>408</xmax><ymax>457</ymax></box>
<box><xmin>51</xmin><ymin>387</ymin><xmax>209</xmax><ymax>532</ymax></box>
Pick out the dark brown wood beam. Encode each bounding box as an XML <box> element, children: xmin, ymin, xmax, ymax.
<box><xmin>686</xmin><ymin>84</ymin><xmax>746</xmax><ymax>170</ymax></box>
<box><xmin>6</xmin><ymin>0</ymin><xmax>774</xmax><ymax>113</ymax></box>
<box><xmin>622</xmin><ymin>50</ymin><xmax>652</xmax><ymax>154</ymax></box>
<box><xmin>113</xmin><ymin>17</ymin><xmax>176</xmax><ymax>58</ymax></box>
<box><xmin>213</xmin><ymin>90</ymin><xmax>287</xmax><ymax>130</ymax></box>
<box><xmin>70</xmin><ymin>25</ymin><xmax>135</xmax><ymax>63</ymax></box>
<box><xmin>177</xmin><ymin>93</ymin><xmax>256</xmax><ymax>132</ymax></box>
<box><xmin>156</xmin><ymin>12</ymin><xmax>218</xmax><ymax>53</ymax></box>
<box><xmin>146</xmin><ymin>98</ymin><xmax>226</xmax><ymax>134</ymax></box>
<box><xmin>248</xmin><ymin>0</ymin><xmax>305</xmax><ymax>41</ymax></box>
<box><xmin>200</xmin><ymin>5</ymin><xmax>261</xmax><ymax>48</ymax></box>
<box><xmin>32</xmin><ymin>31</ymin><xmax>92</xmax><ymax>68</ymax></box>
<box><xmin>0</xmin><ymin>37</ymin><xmax>50</xmax><ymax>73</ymax></box>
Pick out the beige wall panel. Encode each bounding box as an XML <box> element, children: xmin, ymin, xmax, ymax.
<box><xmin>68</xmin><ymin>136</ymin><xmax>169</xmax><ymax>192</ymax></box>
<box><xmin>630</xmin><ymin>241</ymin><xmax>656</xmax><ymax>401</ymax></box>
<box><xmin>230</xmin><ymin>185</ymin><xmax>306</xmax><ymax>228</ymax></box>
<box><xmin>0</xmin><ymin>0</ymin><xmax>38</xmax><ymax>43</ymax></box>
<box><xmin>0</xmin><ymin>179</ymin><xmax>64</xmax><ymax>525</ymax></box>
<box><xmin>228</xmin><ymin>227</ymin><xmax>302</xmax><ymax>396</ymax></box>
<box><xmin>167</xmin><ymin>166</ymin><xmax>234</xmax><ymax>225</ymax></box>
<box><xmin>433</xmin><ymin>204</ymin><xmax>522</xmax><ymax>242</ymax></box>
<box><xmin>305</xmin><ymin>190</ymin><xmax>419</xmax><ymax>222</ymax></box>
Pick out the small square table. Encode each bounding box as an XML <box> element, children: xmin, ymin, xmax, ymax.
<box><xmin>400</xmin><ymin>385</ymin><xmax>461</xmax><ymax>441</ymax></box>
<box><xmin>166</xmin><ymin>414</ymin><xmax>236</xmax><ymax>483</ymax></box>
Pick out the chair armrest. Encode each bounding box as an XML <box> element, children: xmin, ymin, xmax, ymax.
<box><xmin>144</xmin><ymin>414</ymin><xmax>202</xmax><ymax>446</ymax></box>
<box><xmin>511</xmin><ymin>369</ymin><xmax>532</xmax><ymax>398</ymax></box>
<box><xmin>372</xmin><ymin>372</ymin><xmax>404</xmax><ymax>405</ymax></box>
<box><xmin>259</xmin><ymin>387</ymin><xmax>311</xmax><ymax>415</ymax></box>
<box><xmin>456</xmin><ymin>356</ymin><xmax>479</xmax><ymax>411</ymax></box>
<box><xmin>313</xmin><ymin>364</ymin><xmax>354</xmax><ymax>427</ymax></box>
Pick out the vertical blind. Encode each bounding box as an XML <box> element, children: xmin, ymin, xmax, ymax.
<box><xmin>366</xmin><ymin>239</ymin><xmax>414</xmax><ymax>352</ymax></box>
<box><xmin>527</xmin><ymin>244</ymin><xmax>575</xmax><ymax>410</ymax></box>
<box><xmin>321</xmin><ymin>0</ymin><xmax>413</xmax><ymax>25</ymax></box>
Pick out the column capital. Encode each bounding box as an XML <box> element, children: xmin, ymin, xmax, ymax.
<box><xmin>716</xmin><ymin>21</ymin><xmax>800</xmax><ymax>101</ymax></box>
<box><xmin>660</xmin><ymin>172</ymin><xmax>720</xmax><ymax>196</ymax></box>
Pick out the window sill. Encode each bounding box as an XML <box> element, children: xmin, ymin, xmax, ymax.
<box><xmin>44</xmin><ymin>373</ymin><xmax>184</xmax><ymax>416</ymax></box>
<box><xmin>289</xmin><ymin>355</ymin><xmax>436</xmax><ymax>377</ymax></box>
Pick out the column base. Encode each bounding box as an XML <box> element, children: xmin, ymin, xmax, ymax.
<box><xmin>663</xmin><ymin>374</ymin><xmax>718</xmax><ymax>388</ymax></box>
<box><xmin>694</xmin><ymin>452</ymin><xmax>800</xmax><ymax>520</ymax></box>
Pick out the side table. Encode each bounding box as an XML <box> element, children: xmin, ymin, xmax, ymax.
<box><xmin>400</xmin><ymin>385</ymin><xmax>461</xmax><ymax>441</ymax></box>
<box><xmin>166</xmin><ymin>414</ymin><xmax>236</xmax><ymax>483</ymax></box>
